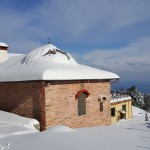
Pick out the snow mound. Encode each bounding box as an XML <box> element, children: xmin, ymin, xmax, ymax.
<box><xmin>46</xmin><ymin>125</ymin><xmax>76</xmax><ymax>133</ymax></box>
<box><xmin>132</xmin><ymin>106</ymin><xmax>145</xmax><ymax>116</ymax></box>
<box><xmin>118</xmin><ymin>119</ymin><xmax>127</xmax><ymax>122</ymax></box>
<box><xmin>0</xmin><ymin>110</ymin><xmax>39</xmax><ymax>130</ymax></box>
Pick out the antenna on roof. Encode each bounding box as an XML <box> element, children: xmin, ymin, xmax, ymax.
<box><xmin>48</xmin><ymin>38</ymin><xmax>51</xmax><ymax>44</ymax></box>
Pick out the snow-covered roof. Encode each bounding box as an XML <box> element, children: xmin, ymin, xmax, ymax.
<box><xmin>0</xmin><ymin>42</ymin><xmax>9</xmax><ymax>47</ymax></box>
<box><xmin>111</xmin><ymin>96</ymin><xmax>131</xmax><ymax>103</ymax></box>
<box><xmin>8</xmin><ymin>53</ymin><xmax>23</xmax><ymax>58</ymax></box>
<box><xmin>21</xmin><ymin>44</ymin><xmax>77</xmax><ymax>65</ymax></box>
<box><xmin>111</xmin><ymin>91</ymin><xmax>131</xmax><ymax>103</ymax></box>
<box><xmin>0</xmin><ymin>43</ymin><xmax>120</xmax><ymax>82</ymax></box>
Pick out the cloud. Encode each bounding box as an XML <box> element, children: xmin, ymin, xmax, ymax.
<box><xmin>0</xmin><ymin>0</ymin><xmax>150</xmax><ymax>54</ymax></box>
<box><xmin>0</xmin><ymin>6</ymin><xmax>42</xmax><ymax>53</ymax></box>
<box><xmin>81</xmin><ymin>37</ymin><xmax>150</xmax><ymax>80</ymax></box>
<box><xmin>27</xmin><ymin>0</ymin><xmax>150</xmax><ymax>42</ymax></box>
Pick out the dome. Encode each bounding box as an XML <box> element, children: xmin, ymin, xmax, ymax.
<box><xmin>0</xmin><ymin>42</ymin><xmax>9</xmax><ymax>47</ymax></box>
<box><xmin>0</xmin><ymin>43</ymin><xmax>120</xmax><ymax>82</ymax></box>
<box><xmin>21</xmin><ymin>43</ymin><xmax>78</xmax><ymax>65</ymax></box>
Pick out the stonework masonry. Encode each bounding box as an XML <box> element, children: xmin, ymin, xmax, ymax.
<box><xmin>44</xmin><ymin>80</ymin><xmax>111</xmax><ymax>129</ymax></box>
<box><xmin>0</xmin><ymin>80</ymin><xmax>111</xmax><ymax>129</ymax></box>
<box><xmin>0</xmin><ymin>82</ymin><xmax>42</xmax><ymax>123</ymax></box>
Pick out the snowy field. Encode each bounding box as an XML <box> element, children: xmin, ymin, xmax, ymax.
<box><xmin>0</xmin><ymin>106</ymin><xmax>150</xmax><ymax>150</ymax></box>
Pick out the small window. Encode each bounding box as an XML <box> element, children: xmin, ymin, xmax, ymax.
<box><xmin>100</xmin><ymin>102</ymin><xmax>103</xmax><ymax>112</ymax></box>
<box><xmin>121</xmin><ymin>104</ymin><xmax>126</xmax><ymax>119</ymax></box>
<box><xmin>122</xmin><ymin>104</ymin><xmax>126</xmax><ymax>111</ymax></box>
<box><xmin>78</xmin><ymin>93</ymin><xmax>86</xmax><ymax>116</ymax></box>
<box><xmin>111</xmin><ymin>107</ymin><xmax>115</xmax><ymax>117</ymax></box>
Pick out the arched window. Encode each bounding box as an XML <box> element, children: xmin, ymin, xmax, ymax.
<box><xmin>75</xmin><ymin>89</ymin><xmax>90</xmax><ymax>116</ymax></box>
<box><xmin>98</xmin><ymin>95</ymin><xmax>107</xmax><ymax>112</ymax></box>
<box><xmin>78</xmin><ymin>93</ymin><xmax>86</xmax><ymax>116</ymax></box>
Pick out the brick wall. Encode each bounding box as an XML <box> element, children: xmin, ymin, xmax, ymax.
<box><xmin>0</xmin><ymin>82</ymin><xmax>42</xmax><ymax>122</ymax></box>
<box><xmin>45</xmin><ymin>80</ymin><xmax>111</xmax><ymax>129</ymax></box>
<box><xmin>0</xmin><ymin>80</ymin><xmax>111</xmax><ymax>129</ymax></box>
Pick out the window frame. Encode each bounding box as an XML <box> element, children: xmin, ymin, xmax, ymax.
<box><xmin>122</xmin><ymin>104</ymin><xmax>126</xmax><ymax>111</ymax></box>
<box><xmin>111</xmin><ymin>107</ymin><xmax>116</xmax><ymax>117</ymax></box>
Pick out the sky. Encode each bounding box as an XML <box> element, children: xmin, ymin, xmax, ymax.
<box><xmin>0</xmin><ymin>0</ymin><xmax>150</xmax><ymax>93</ymax></box>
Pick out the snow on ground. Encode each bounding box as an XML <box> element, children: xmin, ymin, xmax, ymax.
<box><xmin>0</xmin><ymin>111</ymin><xmax>39</xmax><ymax>129</ymax></box>
<box><xmin>0</xmin><ymin>107</ymin><xmax>150</xmax><ymax>150</ymax></box>
<box><xmin>0</xmin><ymin>111</ymin><xmax>39</xmax><ymax>139</ymax></box>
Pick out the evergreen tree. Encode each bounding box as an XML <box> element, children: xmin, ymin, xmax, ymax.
<box><xmin>127</xmin><ymin>86</ymin><xmax>145</xmax><ymax>109</ymax></box>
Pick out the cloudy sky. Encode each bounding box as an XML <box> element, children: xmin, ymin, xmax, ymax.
<box><xmin>0</xmin><ymin>0</ymin><xmax>150</xmax><ymax>93</ymax></box>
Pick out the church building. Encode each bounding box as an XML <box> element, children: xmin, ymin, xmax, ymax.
<box><xmin>0</xmin><ymin>42</ymin><xmax>120</xmax><ymax>130</ymax></box>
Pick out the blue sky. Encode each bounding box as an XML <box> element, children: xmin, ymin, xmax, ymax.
<box><xmin>0</xmin><ymin>0</ymin><xmax>150</xmax><ymax>93</ymax></box>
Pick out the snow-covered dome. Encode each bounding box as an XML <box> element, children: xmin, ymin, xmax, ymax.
<box><xmin>21</xmin><ymin>44</ymin><xmax>78</xmax><ymax>65</ymax></box>
<box><xmin>0</xmin><ymin>43</ymin><xmax>120</xmax><ymax>82</ymax></box>
<box><xmin>0</xmin><ymin>42</ymin><xmax>9</xmax><ymax>47</ymax></box>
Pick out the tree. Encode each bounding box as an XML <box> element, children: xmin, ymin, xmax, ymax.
<box><xmin>127</xmin><ymin>86</ymin><xmax>145</xmax><ymax>109</ymax></box>
<box><xmin>144</xmin><ymin>94</ymin><xmax>150</xmax><ymax>112</ymax></box>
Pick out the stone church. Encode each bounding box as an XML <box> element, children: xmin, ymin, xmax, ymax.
<box><xmin>0</xmin><ymin>42</ymin><xmax>119</xmax><ymax>130</ymax></box>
